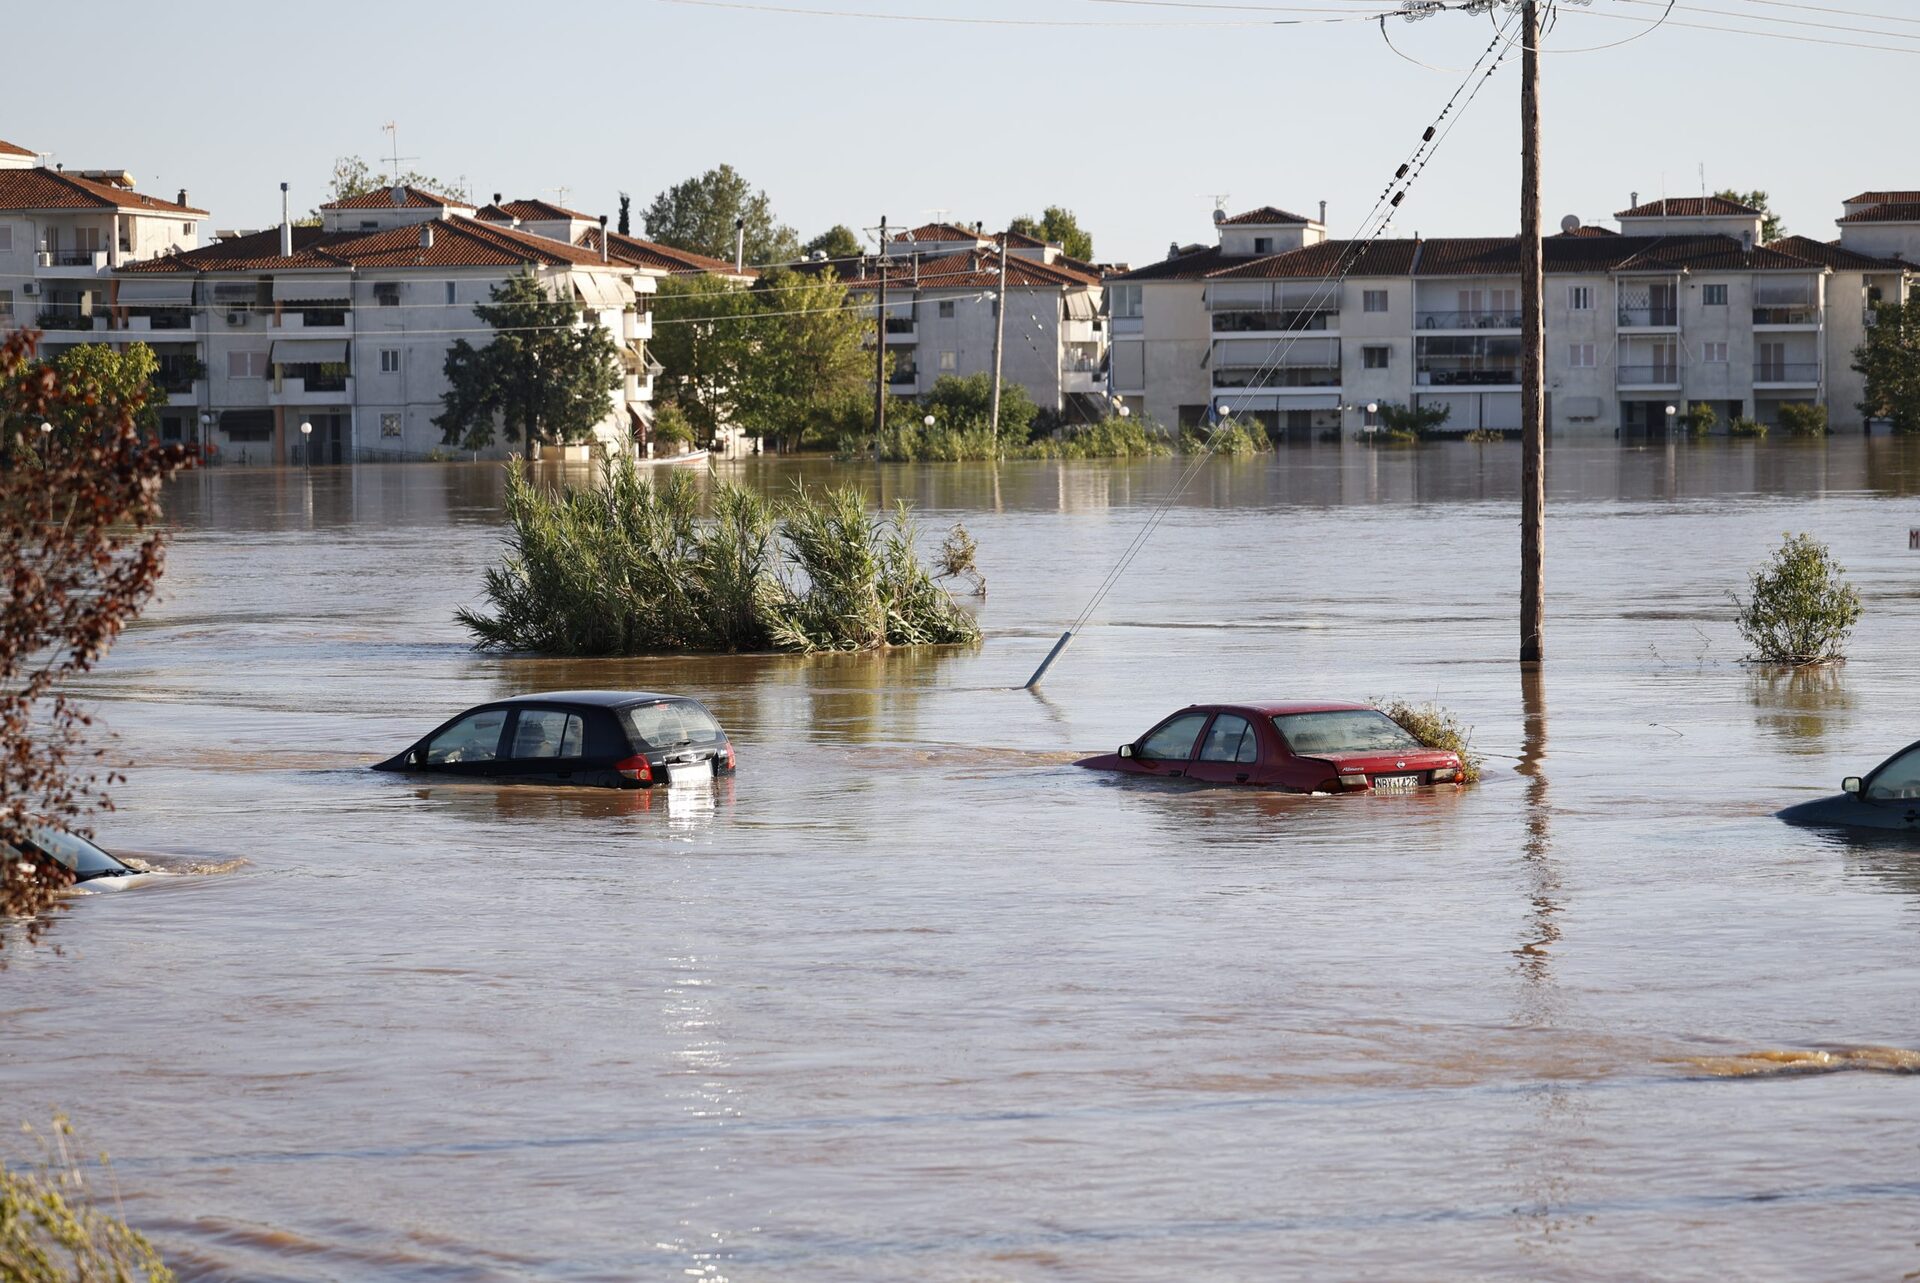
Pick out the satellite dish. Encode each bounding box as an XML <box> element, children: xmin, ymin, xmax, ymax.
<box><xmin>1560</xmin><ymin>214</ymin><xmax>1582</xmax><ymax>234</ymax></box>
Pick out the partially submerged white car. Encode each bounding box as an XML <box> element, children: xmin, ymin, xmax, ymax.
<box><xmin>5</xmin><ymin>825</ymin><xmax>149</xmax><ymax>889</ymax></box>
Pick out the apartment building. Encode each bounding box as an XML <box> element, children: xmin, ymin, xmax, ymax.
<box><xmin>1108</xmin><ymin>196</ymin><xmax>1912</xmax><ymax>437</ymax></box>
<box><xmin>819</xmin><ymin>222</ymin><xmax>1108</xmax><ymax>419</ymax></box>
<box><xmin>0</xmin><ymin>135</ymin><xmax>207</xmax><ymax>358</ymax></box>
<box><xmin>114</xmin><ymin>187</ymin><xmax>654</xmax><ymax>464</ymax></box>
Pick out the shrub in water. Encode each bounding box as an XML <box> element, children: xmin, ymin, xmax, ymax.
<box><xmin>0</xmin><ymin>1115</ymin><xmax>172</xmax><ymax>1283</ymax></box>
<box><xmin>1776</xmin><ymin>403</ymin><xmax>1829</xmax><ymax>438</ymax></box>
<box><xmin>1731</xmin><ymin>532</ymin><xmax>1861</xmax><ymax>665</ymax></box>
<box><xmin>1179</xmin><ymin>417</ymin><xmax>1271</xmax><ymax>455</ymax></box>
<box><xmin>1033</xmin><ymin>416</ymin><xmax>1174</xmax><ymax>459</ymax></box>
<box><xmin>1685</xmin><ymin>401</ymin><xmax>1718</xmax><ymax>437</ymax></box>
<box><xmin>459</xmin><ymin>456</ymin><xmax>980</xmax><ymax>654</ymax></box>
<box><xmin>1727</xmin><ymin>416</ymin><xmax>1769</xmax><ymax>438</ymax></box>
<box><xmin>1373</xmin><ymin>700</ymin><xmax>1482</xmax><ymax>783</ymax></box>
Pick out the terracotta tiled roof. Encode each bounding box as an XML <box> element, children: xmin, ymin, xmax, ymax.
<box><xmin>1838</xmin><ymin>202</ymin><xmax>1920</xmax><ymax>225</ymax></box>
<box><xmin>1844</xmin><ymin>191</ymin><xmax>1920</xmax><ymax>207</ymax></box>
<box><xmin>893</xmin><ymin>222</ymin><xmax>989</xmax><ymax>244</ymax></box>
<box><xmin>840</xmin><ymin>248</ymin><xmax>1099</xmax><ymax>293</ymax></box>
<box><xmin>1220</xmin><ymin>206</ymin><xmax>1314</xmax><ymax>226</ymax></box>
<box><xmin>1767</xmin><ymin>236</ymin><xmax>1908</xmax><ymax>272</ymax></box>
<box><xmin>575</xmin><ymin>227</ymin><xmax>758</xmax><ymax>279</ymax></box>
<box><xmin>477</xmin><ymin>198</ymin><xmax>597</xmax><ymax>223</ymax></box>
<box><xmin>1616</xmin><ymin>196</ymin><xmax>1760</xmax><ymax>218</ymax></box>
<box><xmin>319</xmin><ymin>184</ymin><xmax>473</xmax><ymax>211</ymax></box>
<box><xmin>997</xmin><ymin>228</ymin><xmax>1051</xmax><ymax>249</ymax></box>
<box><xmin>0</xmin><ymin>167</ymin><xmax>207</xmax><ymax>215</ymax></box>
<box><xmin>1212</xmin><ymin>239</ymin><xmax>1422</xmax><ymax>279</ymax></box>
<box><xmin>1609</xmin><ymin>237</ymin><xmax>1816</xmax><ymax>273</ymax></box>
<box><xmin>1553</xmin><ymin>224</ymin><xmax>1619</xmax><ymax>238</ymax></box>
<box><xmin>0</xmin><ymin>139</ymin><xmax>34</xmax><ymax>158</ymax></box>
<box><xmin>1111</xmin><ymin>245</ymin><xmax>1243</xmax><ymax>282</ymax></box>
<box><xmin>121</xmin><ymin>216</ymin><xmax>616</xmax><ymax>274</ymax></box>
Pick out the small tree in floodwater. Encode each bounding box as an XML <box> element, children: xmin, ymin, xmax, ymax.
<box><xmin>1732</xmin><ymin>533</ymin><xmax>1862</xmax><ymax>666</ymax></box>
<box><xmin>0</xmin><ymin>330</ymin><xmax>196</xmax><ymax>947</ymax></box>
<box><xmin>0</xmin><ymin>1113</ymin><xmax>174</xmax><ymax>1282</ymax></box>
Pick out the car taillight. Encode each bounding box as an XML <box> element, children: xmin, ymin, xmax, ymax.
<box><xmin>723</xmin><ymin>741</ymin><xmax>736</xmax><ymax>771</ymax></box>
<box><xmin>1338</xmin><ymin>773</ymin><xmax>1369</xmax><ymax>790</ymax></box>
<box><xmin>616</xmin><ymin>754</ymin><xmax>652</xmax><ymax>783</ymax></box>
<box><xmin>1432</xmin><ymin>766</ymin><xmax>1459</xmax><ymax>783</ymax></box>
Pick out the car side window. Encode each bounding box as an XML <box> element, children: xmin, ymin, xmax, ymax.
<box><xmin>1867</xmin><ymin>747</ymin><xmax>1920</xmax><ymax>801</ymax></box>
<box><xmin>510</xmin><ymin>710</ymin><xmax>584</xmax><ymax>760</ymax></box>
<box><xmin>1198</xmin><ymin>714</ymin><xmax>1258</xmax><ymax>763</ymax></box>
<box><xmin>425</xmin><ymin>709</ymin><xmax>507</xmax><ymax>765</ymax></box>
<box><xmin>1140</xmin><ymin>712</ymin><xmax>1209</xmax><ymax>762</ymax></box>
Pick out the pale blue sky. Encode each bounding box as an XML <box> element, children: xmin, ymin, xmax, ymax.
<box><xmin>9</xmin><ymin>1</ymin><xmax>1909</xmax><ymax>265</ymax></box>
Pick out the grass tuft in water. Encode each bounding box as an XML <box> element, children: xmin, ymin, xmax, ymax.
<box><xmin>1373</xmin><ymin>699</ymin><xmax>1483</xmax><ymax>783</ymax></box>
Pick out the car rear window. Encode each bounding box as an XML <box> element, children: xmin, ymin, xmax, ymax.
<box><xmin>1273</xmin><ymin>710</ymin><xmax>1423</xmax><ymax>755</ymax></box>
<box><xmin>622</xmin><ymin>700</ymin><xmax>724</xmax><ymax>749</ymax></box>
<box><xmin>29</xmin><ymin>826</ymin><xmax>126</xmax><ymax>877</ymax></box>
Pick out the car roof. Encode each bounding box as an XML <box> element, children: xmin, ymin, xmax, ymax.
<box><xmin>1218</xmin><ymin>701</ymin><xmax>1378</xmax><ymax>716</ymax></box>
<box><xmin>491</xmin><ymin>690</ymin><xmax>693</xmax><ymax>709</ymax></box>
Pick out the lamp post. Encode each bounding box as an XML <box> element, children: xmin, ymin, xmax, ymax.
<box><xmin>199</xmin><ymin>411</ymin><xmax>214</xmax><ymax>454</ymax></box>
<box><xmin>1665</xmin><ymin>404</ymin><xmax>1677</xmax><ymax>438</ymax></box>
<box><xmin>1117</xmin><ymin>404</ymin><xmax>1130</xmax><ymax>419</ymax></box>
<box><xmin>39</xmin><ymin>421</ymin><xmax>52</xmax><ymax>437</ymax></box>
<box><xmin>299</xmin><ymin>419</ymin><xmax>313</xmax><ymax>467</ymax></box>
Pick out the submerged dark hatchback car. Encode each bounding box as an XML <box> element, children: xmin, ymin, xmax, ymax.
<box><xmin>373</xmin><ymin>691</ymin><xmax>736</xmax><ymax>789</ymax></box>
<box><xmin>1779</xmin><ymin>738</ymin><xmax>1920</xmax><ymax>834</ymax></box>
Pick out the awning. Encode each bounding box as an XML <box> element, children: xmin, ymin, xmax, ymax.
<box><xmin>618</xmin><ymin>343</ymin><xmax>646</xmax><ymax>372</ymax></box>
<box><xmin>117</xmin><ymin>278</ymin><xmax>194</xmax><ymax>306</ymax></box>
<box><xmin>574</xmin><ymin>273</ymin><xmax>627</xmax><ymax>310</ymax></box>
<box><xmin>271</xmin><ymin>275</ymin><xmax>350</xmax><ymax>303</ymax></box>
<box><xmin>1064</xmin><ymin>292</ymin><xmax>1098</xmax><ymax>321</ymax></box>
<box><xmin>271</xmin><ymin>339</ymin><xmax>348</xmax><ymax>365</ymax></box>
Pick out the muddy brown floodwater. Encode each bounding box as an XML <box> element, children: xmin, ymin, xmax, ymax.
<box><xmin>5</xmin><ymin>438</ymin><xmax>1920</xmax><ymax>1281</ymax></box>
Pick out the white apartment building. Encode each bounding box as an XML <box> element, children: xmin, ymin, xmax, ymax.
<box><xmin>1108</xmin><ymin>197</ymin><xmax>1913</xmax><ymax>438</ymax></box>
<box><xmin>107</xmin><ymin>186</ymin><xmax>655</xmax><ymax>464</ymax></box>
<box><xmin>0</xmin><ymin>136</ymin><xmax>208</xmax><ymax>369</ymax></box>
<box><xmin>825</xmin><ymin>222</ymin><xmax>1108</xmax><ymax>419</ymax></box>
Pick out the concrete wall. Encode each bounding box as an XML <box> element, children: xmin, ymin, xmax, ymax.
<box><xmin>1137</xmin><ymin>280</ymin><xmax>1209</xmax><ymax>430</ymax></box>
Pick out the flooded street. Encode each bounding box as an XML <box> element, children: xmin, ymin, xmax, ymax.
<box><xmin>6</xmin><ymin>439</ymin><xmax>1920</xmax><ymax>1281</ymax></box>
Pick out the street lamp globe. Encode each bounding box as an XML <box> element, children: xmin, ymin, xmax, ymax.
<box><xmin>1366</xmin><ymin>402</ymin><xmax>1379</xmax><ymax>414</ymax></box>
<box><xmin>300</xmin><ymin>420</ymin><xmax>313</xmax><ymax>437</ymax></box>
<box><xmin>1665</xmin><ymin>405</ymin><xmax>1677</xmax><ymax>417</ymax></box>
<box><xmin>923</xmin><ymin>414</ymin><xmax>935</xmax><ymax>427</ymax></box>
<box><xmin>39</xmin><ymin>421</ymin><xmax>52</xmax><ymax>435</ymax></box>
<box><xmin>1117</xmin><ymin>405</ymin><xmax>1130</xmax><ymax>418</ymax></box>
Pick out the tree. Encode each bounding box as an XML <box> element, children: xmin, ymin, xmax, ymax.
<box><xmin>802</xmin><ymin>225</ymin><xmax>862</xmax><ymax>263</ymax></box>
<box><xmin>649</xmin><ymin>273</ymin><xmax>759</xmax><ymax>443</ymax></box>
<box><xmin>735</xmin><ymin>269</ymin><xmax>874</xmax><ymax>452</ymax></box>
<box><xmin>642</xmin><ymin>165</ymin><xmax>799</xmax><ymax>267</ymax></box>
<box><xmin>0</xmin><ymin>329</ymin><xmax>197</xmax><ymax>944</ymax></box>
<box><xmin>923</xmin><ymin>372</ymin><xmax>1038</xmax><ymax>443</ymax></box>
<box><xmin>1851</xmin><ymin>297</ymin><xmax>1920</xmax><ymax>433</ymax></box>
<box><xmin>327</xmin><ymin>154</ymin><xmax>467</xmax><ymax>204</ymax></box>
<box><xmin>618</xmin><ymin>193</ymin><xmax>631</xmax><ymax>236</ymax></box>
<box><xmin>434</xmin><ymin>272</ymin><xmax>622</xmax><ymax>450</ymax></box>
<box><xmin>1716</xmin><ymin>188</ymin><xmax>1784</xmax><ymax>242</ymax></box>
<box><xmin>37</xmin><ymin>343</ymin><xmax>164</xmax><ymax>436</ymax></box>
<box><xmin>1009</xmin><ymin>206</ymin><xmax>1095</xmax><ymax>260</ymax></box>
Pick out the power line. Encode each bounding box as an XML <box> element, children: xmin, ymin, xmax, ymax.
<box><xmin>654</xmin><ymin>0</ymin><xmax>1393</xmax><ymax>25</ymax></box>
<box><xmin>1609</xmin><ymin>0</ymin><xmax>1920</xmax><ymax>39</ymax></box>
<box><xmin>1563</xmin><ymin>1</ymin><xmax>1920</xmax><ymax>48</ymax></box>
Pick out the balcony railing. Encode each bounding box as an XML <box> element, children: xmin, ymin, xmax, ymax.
<box><xmin>1754</xmin><ymin>362</ymin><xmax>1820</xmax><ymax>384</ymax></box>
<box><xmin>1617</xmin><ymin>365</ymin><xmax>1680</xmax><ymax>386</ymax></box>
<box><xmin>34</xmin><ymin>310</ymin><xmax>103</xmax><ymax>331</ymax></box>
<box><xmin>889</xmin><ymin>366</ymin><xmax>919</xmax><ymax>384</ymax></box>
<box><xmin>1618</xmin><ymin>307</ymin><xmax>1679</xmax><ymax>327</ymax></box>
<box><xmin>1213</xmin><ymin>365</ymin><xmax>1340</xmax><ymax>389</ymax></box>
<box><xmin>1211</xmin><ymin>308</ymin><xmax>1336</xmax><ymax>333</ymax></box>
<box><xmin>1062</xmin><ymin>354</ymin><xmax>1103</xmax><ymax>373</ymax></box>
<box><xmin>38</xmin><ymin>250</ymin><xmax>109</xmax><ymax>269</ymax></box>
<box><xmin>1416</xmin><ymin>310</ymin><xmax>1523</xmax><ymax>330</ymax></box>
<box><xmin>1752</xmin><ymin>305</ymin><xmax>1820</xmax><ymax>325</ymax></box>
<box><xmin>883</xmin><ymin>317</ymin><xmax>916</xmax><ymax>334</ymax></box>
<box><xmin>1417</xmin><ymin>368</ymin><xmax>1519</xmax><ymax>387</ymax></box>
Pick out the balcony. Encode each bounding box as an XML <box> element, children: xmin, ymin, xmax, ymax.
<box><xmin>1415</xmin><ymin>310</ymin><xmax>1523</xmax><ymax>331</ymax></box>
<box><xmin>1213</xmin><ymin>365</ymin><xmax>1341</xmax><ymax>390</ymax></box>
<box><xmin>889</xmin><ymin>365</ymin><xmax>919</xmax><ymax>387</ymax></box>
<box><xmin>625</xmin><ymin>310</ymin><xmax>653</xmax><ymax>343</ymax></box>
<box><xmin>33</xmin><ymin>310</ymin><xmax>108</xmax><ymax>333</ymax></box>
<box><xmin>275</xmin><ymin>310</ymin><xmax>354</xmax><ymax>334</ymax></box>
<box><xmin>1752</xmin><ymin>305</ymin><xmax>1820</xmax><ymax>327</ymax></box>
<box><xmin>1211</xmin><ymin>308</ymin><xmax>1337</xmax><ymax>334</ymax></box>
<box><xmin>1754</xmin><ymin>362</ymin><xmax>1819</xmax><ymax>387</ymax></box>
<box><xmin>883</xmin><ymin>316</ymin><xmax>916</xmax><ymax>343</ymax></box>
<box><xmin>1062</xmin><ymin>353</ymin><xmax>1104</xmax><ymax>393</ymax></box>
<box><xmin>270</xmin><ymin>374</ymin><xmax>354</xmax><ymax>406</ymax></box>
<box><xmin>118</xmin><ymin>311</ymin><xmax>196</xmax><ymax>334</ymax></box>
<box><xmin>1417</xmin><ymin>367</ymin><xmax>1519</xmax><ymax>387</ymax></box>
<box><xmin>35</xmin><ymin>249</ymin><xmax>110</xmax><ymax>277</ymax></box>
<box><xmin>165</xmin><ymin>382</ymin><xmax>204</xmax><ymax>408</ymax></box>
<box><xmin>1617</xmin><ymin>365</ymin><xmax>1680</xmax><ymax>388</ymax></box>
<box><xmin>1618</xmin><ymin>307</ymin><xmax>1679</xmax><ymax>328</ymax></box>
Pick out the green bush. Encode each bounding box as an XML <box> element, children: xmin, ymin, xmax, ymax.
<box><xmin>651</xmin><ymin>401</ymin><xmax>696</xmax><ymax>446</ymax></box>
<box><xmin>1031</xmin><ymin>416</ymin><xmax>1174</xmax><ymax>459</ymax></box>
<box><xmin>1380</xmin><ymin>400</ymin><xmax>1452</xmax><ymax>438</ymax></box>
<box><xmin>921</xmin><ymin>373</ymin><xmax>1039</xmax><ymax>444</ymax></box>
<box><xmin>1178</xmin><ymin>417</ymin><xmax>1271</xmax><ymax>455</ymax></box>
<box><xmin>458</xmin><ymin>455</ymin><xmax>980</xmax><ymax>654</ymax></box>
<box><xmin>1727</xmin><ymin>416</ymin><xmax>1769</xmax><ymax>438</ymax></box>
<box><xmin>1358</xmin><ymin>427</ymin><xmax>1419</xmax><ymax>446</ymax></box>
<box><xmin>1731</xmin><ymin>532</ymin><xmax>1862</xmax><ymax>665</ymax></box>
<box><xmin>1776</xmin><ymin>403</ymin><xmax>1830</xmax><ymax>437</ymax></box>
<box><xmin>1685</xmin><ymin>401</ymin><xmax>1719</xmax><ymax>437</ymax></box>
<box><xmin>1</xmin><ymin>1116</ymin><xmax>172</xmax><ymax>1283</ymax></box>
<box><xmin>1463</xmin><ymin>428</ymin><xmax>1503</xmax><ymax>444</ymax></box>
<box><xmin>1372</xmin><ymin>699</ymin><xmax>1482</xmax><ymax>783</ymax></box>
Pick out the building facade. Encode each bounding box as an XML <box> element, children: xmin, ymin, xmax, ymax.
<box><xmin>1108</xmin><ymin>197</ymin><xmax>1914</xmax><ymax>438</ymax></box>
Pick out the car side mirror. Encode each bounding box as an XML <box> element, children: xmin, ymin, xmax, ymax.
<box><xmin>412</xmin><ymin>745</ymin><xmax>428</xmax><ymax>768</ymax></box>
<box><xmin>1843</xmin><ymin>776</ymin><xmax>1862</xmax><ymax>796</ymax></box>
<box><xmin>1119</xmin><ymin>744</ymin><xmax>1135</xmax><ymax>759</ymax></box>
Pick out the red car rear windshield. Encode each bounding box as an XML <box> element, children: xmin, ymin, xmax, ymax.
<box><xmin>1273</xmin><ymin>710</ymin><xmax>1422</xmax><ymax>755</ymax></box>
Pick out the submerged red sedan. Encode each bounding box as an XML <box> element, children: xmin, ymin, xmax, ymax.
<box><xmin>1076</xmin><ymin>701</ymin><xmax>1465</xmax><ymax>792</ymax></box>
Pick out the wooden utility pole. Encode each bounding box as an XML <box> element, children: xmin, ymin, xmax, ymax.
<box><xmin>1519</xmin><ymin>0</ymin><xmax>1546</xmax><ymax>663</ymax></box>
<box><xmin>989</xmin><ymin>234</ymin><xmax>1009</xmax><ymax>446</ymax></box>
<box><xmin>873</xmin><ymin>215</ymin><xmax>889</xmax><ymax>444</ymax></box>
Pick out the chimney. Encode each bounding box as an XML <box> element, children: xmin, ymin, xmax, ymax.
<box><xmin>1742</xmin><ymin>229</ymin><xmax>1753</xmax><ymax>252</ymax></box>
<box><xmin>733</xmin><ymin>216</ymin><xmax>746</xmax><ymax>272</ymax></box>
<box><xmin>1319</xmin><ymin>200</ymin><xmax>1327</xmax><ymax>225</ymax></box>
<box><xmin>279</xmin><ymin>181</ymin><xmax>292</xmax><ymax>257</ymax></box>
<box><xmin>419</xmin><ymin>224</ymin><xmax>434</xmax><ymax>249</ymax></box>
<box><xmin>1169</xmin><ymin>241</ymin><xmax>1181</xmax><ymax>259</ymax></box>
<box><xmin>493</xmin><ymin>192</ymin><xmax>503</xmax><ymax>206</ymax></box>
<box><xmin>599</xmin><ymin>214</ymin><xmax>609</xmax><ymax>263</ymax></box>
<box><xmin>177</xmin><ymin>188</ymin><xmax>189</xmax><ymax>208</ymax></box>
<box><xmin>389</xmin><ymin>184</ymin><xmax>406</xmax><ymax>207</ymax></box>
<box><xmin>1631</xmin><ymin>191</ymin><xmax>1640</xmax><ymax>210</ymax></box>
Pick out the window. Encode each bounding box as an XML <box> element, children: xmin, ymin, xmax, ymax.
<box><xmin>375</xmin><ymin>283</ymin><xmax>400</xmax><ymax>307</ymax></box>
<box><xmin>509</xmin><ymin>710</ymin><xmax>584</xmax><ymax>760</ymax></box>
<box><xmin>939</xmin><ymin>350</ymin><xmax>957</xmax><ymax>371</ymax></box>
<box><xmin>380</xmin><ymin>413</ymin><xmax>402</xmax><ymax>438</ymax></box>
<box><xmin>1867</xmin><ymin>746</ymin><xmax>1920</xmax><ymax>801</ymax></box>
<box><xmin>360</xmin><ymin>220</ymin><xmax>378</xmax><ymax>231</ymax></box>
<box><xmin>226</xmin><ymin>350</ymin><xmax>269</xmax><ymax>379</ymax></box>
<box><xmin>1198</xmin><ymin>714</ymin><xmax>1259</xmax><ymax>764</ymax></box>
<box><xmin>1253</xmin><ymin>237</ymin><xmax>1274</xmax><ymax>254</ymax></box>
<box><xmin>182</xmin><ymin>221</ymin><xmax>193</xmax><ymax>235</ymax></box>
<box><xmin>1568</xmin><ymin>285</ymin><xmax>1593</xmax><ymax>311</ymax></box>
<box><xmin>1273</xmin><ymin>710</ymin><xmax>1422</xmax><ymax>754</ymax></box>
<box><xmin>1109</xmin><ymin>284</ymin><xmax>1142</xmax><ymax>319</ymax></box>
<box><xmin>1363</xmin><ymin>289</ymin><xmax>1389</xmax><ymax>313</ymax></box>
<box><xmin>219</xmin><ymin>409</ymin><xmax>273</xmax><ymax>442</ymax></box>
<box><xmin>445</xmin><ymin>281</ymin><xmax>457</xmax><ymax>305</ymax></box>
<box><xmin>1567</xmin><ymin>343</ymin><xmax>1596</xmax><ymax>368</ymax></box>
<box><xmin>1703</xmin><ymin>342</ymin><xmax>1728</xmax><ymax>364</ymax></box>
<box><xmin>1363</xmin><ymin>345</ymin><xmax>1390</xmax><ymax>370</ymax></box>
<box><xmin>1139</xmin><ymin>712</ymin><xmax>1209</xmax><ymax>762</ymax></box>
<box><xmin>0</xmin><ymin>289</ymin><xmax>12</xmax><ymax>319</ymax></box>
<box><xmin>1703</xmin><ymin>284</ymin><xmax>1728</xmax><ymax>306</ymax></box>
<box><xmin>425</xmin><ymin>709</ymin><xmax>507</xmax><ymax>765</ymax></box>
<box><xmin>937</xmin><ymin>300</ymin><xmax>956</xmax><ymax>319</ymax></box>
<box><xmin>380</xmin><ymin>348</ymin><xmax>401</xmax><ymax>373</ymax></box>
<box><xmin>622</xmin><ymin>699</ymin><xmax>725</xmax><ymax>748</ymax></box>
<box><xmin>0</xmin><ymin>226</ymin><xmax>12</xmax><ymax>253</ymax></box>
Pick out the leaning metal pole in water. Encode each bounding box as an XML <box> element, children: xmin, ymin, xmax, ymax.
<box><xmin>1024</xmin><ymin>630</ymin><xmax>1075</xmax><ymax>690</ymax></box>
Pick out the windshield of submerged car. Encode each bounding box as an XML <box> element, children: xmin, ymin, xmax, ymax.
<box><xmin>1273</xmin><ymin>710</ymin><xmax>1424</xmax><ymax>755</ymax></box>
<box><xmin>1867</xmin><ymin>746</ymin><xmax>1920</xmax><ymax>801</ymax></box>
<box><xmin>25</xmin><ymin>826</ymin><xmax>127</xmax><ymax>877</ymax></box>
<box><xmin>622</xmin><ymin>700</ymin><xmax>724</xmax><ymax>749</ymax></box>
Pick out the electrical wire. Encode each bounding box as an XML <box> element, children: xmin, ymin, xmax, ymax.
<box><xmin>654</xmin><ymin>0</ymin><xmax>1393</xmax><ymax>25</ymax></box>
<box><xmin>1607</xmin><ymin>0</ymin><xmax>1920</xmax><ymax>40</ymax></box>
<box><xmin>1561</xmin><ymin>2</ymin><xmax>1920</xmax><ymax>49</ymax></box>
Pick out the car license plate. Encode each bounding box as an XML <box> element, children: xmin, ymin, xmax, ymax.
<box><xmin>1372</xmin><ymin>774</ymin><xmax>1418</xmax><ymax>793</ymax></box>
<box><xmin>666</xmin><ymin>759</ymin><xmax>712</xmax><ymax>787</ymax></box>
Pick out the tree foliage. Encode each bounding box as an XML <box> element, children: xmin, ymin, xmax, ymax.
<box><xmin>1852</xmin><ymin>298</ymin><xmax>1920</xmax><ymax>433</ymax></box>
<box><xmin>1716</xmin><ymin>188</ymin><xmax>1784</xmax><ymax>242</ymax></box>
<box><xmin>642</xmin><ymin>165</ymin><xmax>799</xmax><ymax>266</ymax></box>
<box><xmin>0</xmin><ymin>330</ymin><xmax>196</xmax><ymax>944</ymax></box>
<box><xmin>1009</xmin><ymin>206</ymin><xmax>1095</xmax><ymax>260</ymax></box>
<box><xmin>30</xmin><ymin>344</ymin><xmax>164</xmax><ymax>436</ymax></box>
<box><xmin>316</xmin><ymin>155</ymin><xmax>468</xmax><ymax>219</ymax></box>
<box><xmin>1732</xmin><ymin>532</ymin><xmax>1861</xmax><ymax>665</ymax></box>
<box><xmin>434</xmin><ymin>272</ymin><xmax>622</xmax><ymax>450</ymax></box>
<box><xmin>802</xmin><ymin>225</ymin><xmax>862</xmax><ymax>263</ymax></box>
<box><xmin>649</xmin><ymin>274</ymin><xmax>758</xmax><ymax>444</ymax></box>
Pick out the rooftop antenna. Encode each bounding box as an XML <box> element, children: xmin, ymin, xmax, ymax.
<box><xmin>380</xmin><ymin>121</ymin><xmax>418</xmax><ymax>184</ymax></box>
<box><xmin>1698</xmin><ymin>162</ymin><xmax>1706</xmax><ymax>199</ymax></box>
<box><xmin>546</xmin><ymin>185</ymin><xmax>571</xmax><ymax>208</ymax></box>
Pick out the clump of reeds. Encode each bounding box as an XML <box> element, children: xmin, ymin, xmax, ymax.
<box><xmin>0</xmin><ymin>1115</ymin><xmax>173</xmax><ymax>1283</ymax></box>
<box><xmin>459</xmin><ymin>456</ymin><xmax>981</xmax><ymax>655</ymax></box>
<box><xmin>1373</xmin><ymin>699</ymin><xmax>1483</xmax><ymax>783</ymax></box>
